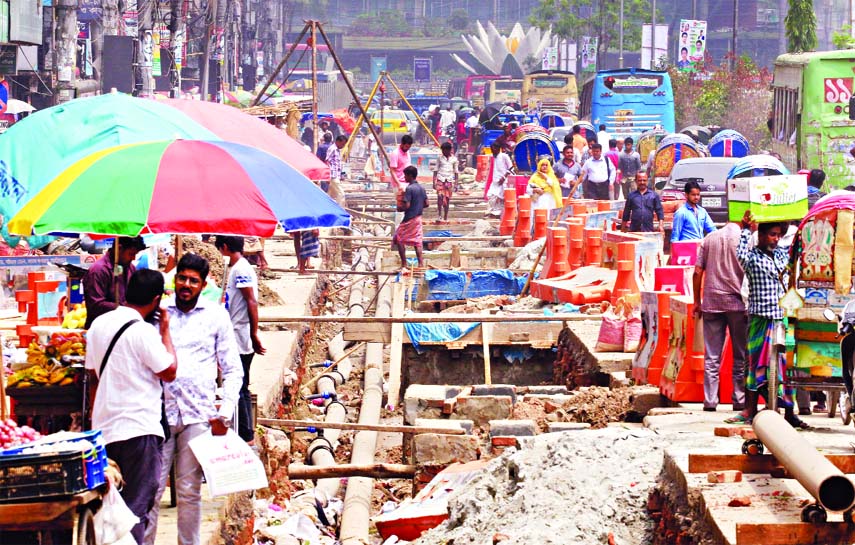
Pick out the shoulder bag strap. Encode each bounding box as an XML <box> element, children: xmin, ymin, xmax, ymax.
<box><xmin>98</xmin><ymin>319</ymin><xmax>140</xmax><ymax>378</ymax></box>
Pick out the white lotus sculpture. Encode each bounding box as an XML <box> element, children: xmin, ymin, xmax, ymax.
<box><xmin>452</xmin><ymin>21</ymin><xmax>552</xmax><ymax>77</ymax></box>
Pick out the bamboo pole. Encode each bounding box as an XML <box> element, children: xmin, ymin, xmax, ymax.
<box><xmin>258</xmin><ymin>418</ymin><xmax>466</xmax><ymax>435</ymax></box>
<box><xmin>251</xmin><ymin>23</ymin><xmax>309</xmax><ymax>106</ymax></box>
<box><xmin>258</xmin><ymin>314</ymin><xmax>591</xmax><ymax>324</ymax></box>
<box><xmin>384</xmin><ymin>72</ymin><xmax>441</xmax><ymax>148</ymax></box>
<box><xmin>288</xmin><ymin>463</ymin><xmax>416</xmax><ymax>480</ymax></box>
<box><xmin>310</xmin><ymin>21</ymin><xmax>318</xmax><ymax>156</ymax></box>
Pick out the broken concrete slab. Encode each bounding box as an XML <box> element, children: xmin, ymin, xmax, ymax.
<box><xmin>412</xmin><ymin>433</ymin><xmax>481</xmax><ymax>465</ymax></box>
<box><xmin>547</xmin><ymin>422</ymin><xmax>592</xmax><ymax>432</ymax></box>
<box><xmin>629</xmin><ymin>387</ymin><xmax>669</xmax><ymax>417</ymax></box>
<box><xmin>452</xmin><ymin>395</ymin><xmax>513</xmax><ymax>427</ymax></box>
<box><xmin>472</xmin><ymin>384</ymin><xmax>517</xmax><ymax>403</ymax></box>
<box><xmin>489</xmin><ymin>419</ymin><xmax>537</xmax><ymax>437</ymax></box>
<box><xmin>524</xmin><ymin>385</ymin><xmax>570</xmax><ymax>396</ymax></box>
<box><xmin>415</xmin><ymin>418</ymin><xmax>475</xmax><ymax>435</ymax></box>
<box><xmin>404</xmin><ymin>384</ymin><xmax>458</xmax><ymax>425</ymax></box>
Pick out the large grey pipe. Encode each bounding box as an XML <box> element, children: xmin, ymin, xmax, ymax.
<box><xmin>339</xmin><ymin>267</ymin><xmax>392</xmax><ymax>544</ymax></box>
<box><xmin>753</xmin><ymin>410</ymin><xmax>855</xmax><ymax>511</ymax></box>
<box><xmin>308</xmin><ymin>248</ymin><xmax>370</xmax><ymax>498</ymax></box>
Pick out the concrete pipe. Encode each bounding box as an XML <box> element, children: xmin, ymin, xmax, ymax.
<box><xmin>753</xmin><ymin>409</ymin><xmax>855</xmax><ymax>512</ymax></box>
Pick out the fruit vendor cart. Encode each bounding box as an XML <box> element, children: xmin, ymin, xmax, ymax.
<box><xmin>781</xmin><ymin>192</ymin><xmax>855</xmax><ymax>422</ymax></box>
<box><xmin>0</xmin><ymin>384</ymin><xmax>104</xmax><ymax>545</ymax></box>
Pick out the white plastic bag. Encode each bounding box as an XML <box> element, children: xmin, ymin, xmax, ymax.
<box><xmin>188</xmin><ymin>428</ymin><xmax>268</xmax><ymax>496</ymax></box>
<box><xmin>94</xmin><ymin>485</ymin><xmax>139</xmax><ymax>545</ymax></box>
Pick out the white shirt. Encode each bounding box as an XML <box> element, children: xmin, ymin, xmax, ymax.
<box><xmin>465</xmin><ymin>115</ymin><xmax>479</xmax><ymax>129</ymax></box>
<box><xmin>85</xmin><ymin>306</ymin><xmax>174</xmax><ymax>444</ymax></box>
<box><xmin>225</xmin><ymin>257</ymin><xmax>257</xmax><ymax>354</ymax></box>
<box><xmin>164</xmin><ymin>296</ymin><xmax>243</xmax><ymax>425</ymax></box>
<box><xmin>433</xmin><ymin>154</ymin><xmax>458</xmax><ymax>182</ymax></box>
<box><xmin>488</xmin><ymin>152</ymin><xmax>513</xmax><ymax>199</ymax></box>
<box><xmin>597</xmin><ymin>130</ymin><xmax>610</xmax><ymax>149</ymax></box>
<box><xmin>440</xmin><ymin>110</ymin><xmax>456</xmax><ymax>129</ymax></box>
<box><xmin>581</xmin><ymin>157</ymin><xmax>616</xmax><ymax>184</ymax></box>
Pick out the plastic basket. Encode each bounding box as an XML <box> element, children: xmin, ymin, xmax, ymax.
<box><xmin>0</xmin><ymin>430</ymin><xmax>107</xmax><ymax>491</ymax></box>
<box><xmin>0</xmin><ymin>450</ymin><xmax>91</xmax><ymax>501</ymax></box>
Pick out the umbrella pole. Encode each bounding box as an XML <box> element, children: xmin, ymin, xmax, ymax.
<box><xmin>310</xmin><ymin>21</ymin><xmax>319</xmax><ymax>157</ymax></box>
<box><xmin>113</xmin><ymin>241</ymin><xmax>120</xmax><ymax>305</ymax></box>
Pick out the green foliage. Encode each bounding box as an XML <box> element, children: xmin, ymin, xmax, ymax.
<box><xmin>784</xmin><ymin>0</ymin><xmax>817</xmax><ymax>53</ymax></box>
<box><xmin>529</xmin><ymin>0</ymin><xmax>652</xmax><ymax>60</ymax></box>
<box><xmin>832</xmin><ymin>26</ymin><xmax>855</xmax><ymax>49</ymax></box>
<box><xmin>351</xmin><ymin>11</ymin><xmax>423</xmax><ymax>37</ymax></box>
<box><xmin>668</xmin><ymin>57</ymin><xmax>773</xmax><ymax>149</ymax></box>
<box><xmin>449</xmin><ymin>9</ymin><xmax>470</xmax><ymax>31</ymax></box>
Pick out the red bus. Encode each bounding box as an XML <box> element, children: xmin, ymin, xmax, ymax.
<box><xmin>447</xmin><ymin>75</ymin><xmax>510</xmax><ymax>106</ymax></box>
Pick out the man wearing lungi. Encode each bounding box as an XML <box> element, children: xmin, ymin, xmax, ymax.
<box><xmin>736</xmin><ymin>211</ymin><xmax>807</xmax><ymax>428</ymax></box>
<box><xmin>393</xmin><ymin>165</ymin><xmax>427</xmax><ymax>270</ymax></box>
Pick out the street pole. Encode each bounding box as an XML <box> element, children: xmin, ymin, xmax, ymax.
<box><xmin>619</xmin><ymin>0</ymin><xmax>624</xmax><ymax>68</ymax></box>
<box><xmin>200</xmin><ymin>0</ymin><xmax>216</xmax><ymax>101</ymax></box>
<box><xmin>851</xmin><ymin>0</ymin><xmax>854</xmax><ymax>38</ymax></box>
<box><xmin>732</xmin><ymin>0</ymin><xmax>738</xmax><ymax>70</ymax></box>
<box><xmin>310</xmin><ymin>21</ymin><xmax>318</xmax><ymax>156</ymax></box>
<box><xmin>650</xmin><ymin>0</ymin><xmax>656</xmax><ymax>69</ymax></box>
<box><xmin>692</xmin><ymin>0</ymin><xmax>697</xmax><ymax>19</ymax></box>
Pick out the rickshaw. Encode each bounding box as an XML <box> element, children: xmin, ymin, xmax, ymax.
<box><xmin>637</xmin><ymin>128</ymin><xmax>668</xmax><ymax>165</ymax></box>
<box><xmin>513</xmin><ymin>132</ymin><xmax>560</xmax><ymax>172</ymax></box>
<box><xmin>652</xmin><ymin>133</ymin><xmax>702</xmax><ymax>183</ymax></box>
<box><xmin>779</xmin><ymin>192</ymin><xmax>855</xmax><ymax>423</ymax></box>
<box><xmin>709</xmin><ymin>129</ymin><xmax>750</xmax><ymax>158</ymax></box>
<box><xmin>539</xmin><ymin>111</ymin><xmax>566</xmax><ymax>129</ymax></box>
<box><xmin>481</xmin><ymin>112</ymin><xmax>538</xmax><ymax>149</ymax></box>
<box><xmin>726</xmin><ymin>154</ymin><xmax>789</xmax><ymax>179</ymax></box>
<box><xmin>571</xmin><ymin>121</ymin><xmax>596</xmax><ymax>143</ymax></box>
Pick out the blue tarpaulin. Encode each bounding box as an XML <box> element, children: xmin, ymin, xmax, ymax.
<box><xmin>423</xmin><ymin>270</ymin><xmax>467</xmax><ymax>301</ymax></box>
<box><xmin>423</xmin><ymin>269</ymin><xmax>533</xmax><ymax>301</ymax></box>
<box><xmin>464</xmin><ymin>270</ymin><xmax>518</xmax><ymax>298</ymax></box>
<box><xmin>404</xmin><ymin>321</ymin><xmax>481</xmax><ymax>349</ymax></box>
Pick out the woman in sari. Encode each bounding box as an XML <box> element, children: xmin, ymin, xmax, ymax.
<box><xmin>527</xmin><ymin>157</ymin><xmax>563</xmax><ymax>212</ymax></box>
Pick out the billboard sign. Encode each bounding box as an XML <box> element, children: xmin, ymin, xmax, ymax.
<box><xmin>413</xmin><ymin>58</ymin><xmax>431</xmax><ymax>82</ymax></box>
<box><xmin>9</xmin><ymin>0</ymin><xmax>43</xmax><ymax>45</ymax></box>
<box><xmin>677</xmin><ymin>19</ymin><xmax>707</xmax><ymax>72</ymax></box>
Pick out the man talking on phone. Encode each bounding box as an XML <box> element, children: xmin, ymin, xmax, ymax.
<box><xmin>85</xmin><ymin>269</ymin><xmax>178</xmax><ymax>544</ymax></box>
<box><xmin>145</xmin><ymin>254</ymin><xmax>243</xmax><ymax>545</ymax></box>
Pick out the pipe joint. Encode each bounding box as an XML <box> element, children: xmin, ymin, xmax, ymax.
<box><xmin>307</xmin><ymin>436</ymin><xmax>335</xmax><ymax>460</ymax></box>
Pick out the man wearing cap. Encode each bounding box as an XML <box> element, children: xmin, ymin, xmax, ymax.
<box><xmin>83</xmin><ymin>236</ymin><xmax>147</xmax><ymax>328</ymax></box>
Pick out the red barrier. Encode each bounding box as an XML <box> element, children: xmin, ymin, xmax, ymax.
<box><xmin>533</xmin><ymin>208</ymin><xmax>548</xmax><ymax>240</ymax></box>
<box><xmin>500</xmin><ymin>187</ymin><xmax>517</xmax><ymax>236</ymax></box>
<box><xmin>514</xmin><ymin>194</ymin><xmax>533</xmax><ymax>247</ymax></box>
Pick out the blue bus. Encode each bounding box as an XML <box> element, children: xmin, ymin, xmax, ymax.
<box><xmin>582</xmin><ymin>69</ymin><xmax>675</xmax><ymax>142</ymax></box>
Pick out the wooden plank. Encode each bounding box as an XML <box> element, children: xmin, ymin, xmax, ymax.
<box><xmin>263</xmin><ymin>313</ymin><xmax>593</xmax><ymax>324</ymax></box>
<box><xmin>794</xmin><ymin>329</ymin><xmax>839</xmax><ymax>342</ymax></box>
<box><xmin>482</xmin><ymin>321</ymin><xmax>491</xmax><ymax>385</ymax></box>
<box><xmin>736</xmin><ymin>522</ymin><xmax>855</xmax><ymax>545</ymax></box>
<box><xmin>387</xmin><ymin>281</ymin><xmax>406</xmax><ymax>410</ymax></box>
<box><xmin>688</xmin><ymin>454</ymin><xmax>855</xmax><ymax>474</ymax></box>
<box><xmin>0</xmin><ymin>489</ymin><xmax>98</xmax><ymax>526</ymax></box>
<box><xmin>288</xmin><ymin>462</ymin><xmax>417</xmax><ymax>480</ymax></box>
<box><xmin>258</xmin><ymin>418</ymin><xmax>465</xmax><ymax>435</ymax></box>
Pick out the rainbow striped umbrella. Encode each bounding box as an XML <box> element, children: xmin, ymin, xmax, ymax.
<box><xmin>8</xmin><ymin>139</ymin><xmax>350</xmax><ymax>238</ymax></box>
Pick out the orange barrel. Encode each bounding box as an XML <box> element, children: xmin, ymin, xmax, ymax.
<box><xmin>533</xmin><ymin>208</ymin><xmax>548</xmax><ymax>239</ymax></box>
<box><xmin>514</xmin><ymin>194</ymin><xmax>533</xmax><ymax>247</ymax></box>
<box><xmin>572</xmin><ymin>202</ymin><xmax>588</xmax><ymax>216</ymax></box>
<box><xmin>611</xmin><ymin>242</ymin><xmax>640</xmax><ymax>305</ymax></box>
<box><xmin>500</xmin><ymin>187</ymin><xmax>518</xmax><ymax>236</ymax></box>
<box><xmin>597</xmin><ymin>200</ymin><xmax>612</xmax><ymax>212</ymax></box>
<box><xmin>476</xmin><ymin>154</ymin><xmax>490</xmax><ymax>182</ymax></box>
<box><xmin>542</xmin><ymin>226</ymin><xmax>569</xmax><ymax>279</ymax></box>
<box><xmin>567</xmin><ymin>219</ymin><xmax>585</xmax><ymax>271</ymax></box>
<box><xmin>583</xmin><ymin>227</ymin><xmax>603</xmax><ymax>266</ymax></box>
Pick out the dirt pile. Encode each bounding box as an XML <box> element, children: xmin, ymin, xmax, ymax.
<box><xmin>512</xmin><ymin>386</ymin><xmax>633</xmax><ymax>431</ymax></box>
<box><xmin>414</xmin><ymin>428</ymin><xmax>664</xmax><ymax>544</ymax></box>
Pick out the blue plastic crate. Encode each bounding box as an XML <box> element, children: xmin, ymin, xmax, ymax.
<box><xmin>0</xmin><ymin>430</ymin><xmax>107</xmax><ymax>489</ymax></box>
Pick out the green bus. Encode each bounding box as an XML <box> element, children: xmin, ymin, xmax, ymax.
<box><xmin>770</xmin><ymin>50</ymin><xmax>855</xmax><ymax>186</ymax></box>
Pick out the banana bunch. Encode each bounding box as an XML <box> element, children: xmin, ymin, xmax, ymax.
<box><xmin>7</xmin><ymin>365</ymin><xmax>76</xmax><ymax>388</ymax></box>
<box><xmin>25</xmin><ymin>341</ymin><xmax>47</xmax><ymax>367</ymax></box>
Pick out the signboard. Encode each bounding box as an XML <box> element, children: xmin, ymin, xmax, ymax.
<box><xmin>413</xmin><ymin>57</ymin><xmax>431</xmax><ymax>82</ymax></box>
<box><xmin>0</xmin><ymin>46</ymin><xmax>16</xmax><ymax>76</ymax></box>
<box><xmin>0</xmin><ymin>79</ymin><xmax>8</xmax><ymax>114</ymax></box>
<box><xmin>677</xmin><ymin>19</ymin><xmax>707</xmax><ymax>72</ymax></box>
<box><xmin>77</xmin><ymin>21</ymin><xmax>89</xmax><ymax>40</ymax></box>
<box><xmin>641</xmin><ymin>24</ymin><xmax>669</xmax><ymax>70</ymax></box>
<box><xmin>122</xmin><ymin>10</ymin><xmax>139</xmax><ymax>37</ymax></box>
<box><xmin>727</xmin><ymin>174</ymin><xmax>808</xmax><ymax>222</ymax></box>
<box><xmin>612</xmin><ymin>76</ymin><xmax>661</xmax><ymax>90</ymax></box>
<box><xmin>542</xmin><ymin>46</ymin><xmax>558</xmax><ymax>70</ymax></box>
<box><xmin>370</xmin><ymin>55</ymin><xmax>386</xmax><ymax>83</ymax></box>
<box><xmin>824</xmin><ymin>78</ymin><xmax>853</xmax><ymax>103</ymax></box>
<box><xmin>9</xmin><ymin>0</ymin><xmax>43</xmax><ymax>45</ymax></box>
<box><xmin>77</xmin><ymin>0</ymin><xmax>102</xmax><ymax>22</ymax></box>
<box><xmin>0</xmin><ymin>0</ymin><xmax>8</xmax><ymax>44</ymax></box>
<box><xmin>579</xmin><ymin>37</ymin><xmax>597</xmax><ymax>72</ymax></box>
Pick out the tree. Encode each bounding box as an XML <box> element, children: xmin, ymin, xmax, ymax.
<box><xmin>529</xmin><ymin>0</ymin><xmax>652</xmax><ymax>65</ymax></box>
<box><xmin>449</xmin><ymin>8</ymin><xmax>470</xmax><ymax>31</ymax></box>
<box><xmin>832</xmin><ymin>25</ymin><xmax>855</xmax><ymax>50</ymax></box>
<box><xmin>784</xmin><ymin>0</ymin><xmax>817</xmax><ymax>53</ymax></box>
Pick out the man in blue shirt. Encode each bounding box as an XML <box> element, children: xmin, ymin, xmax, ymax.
<box><xmin>621</xmin><ymin>174</ymin><xmax>664</xmax><ymax>233</ymax></box>
<box><xmin>671</xmin><ymin>180</ymin><xmax>717</xmax><ymax>241</ymax></box>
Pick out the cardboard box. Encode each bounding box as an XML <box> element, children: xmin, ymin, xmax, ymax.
<box><xmin>727</xmin><ymin>174</ymin><xmax>808</xmax><ymax>222</ymax></box>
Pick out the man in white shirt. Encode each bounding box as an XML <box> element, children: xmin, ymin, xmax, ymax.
<box><xmin>486</xmin><ymin>140</ymin><xmax>513</xmax><ymax>216</ymax></box>
<box><xmin>580</xmin><ymin>143</ymin><xmax>616</xmax><ymax>200</ymax></box>
<box><xmin>597</xmin><ymin>124</ymin><xmax>611</xmax><ymax>149</ymax></box>
<box><xmin>439</xmin><ymin>105</ymin><xmax>456</xmax><ymax>134</ymax></box>
<box><xmin>465</xmin><ymin>111</ymin><xmax>481</xmax><ymax>153</ymax></box>
<box><xmin>86</xmin><ymin>269</ymin><xmax>177</xmax><ymax>545</ymax></box>
<box><xmin>145</xmin><ymin>254</ymin><xmax>243</xmax><ymax>545</ymax></box>
<box><xmin>215</xmin><ymin>236</ymin><xmax>265</xmax><ymax>443</ymax></box>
